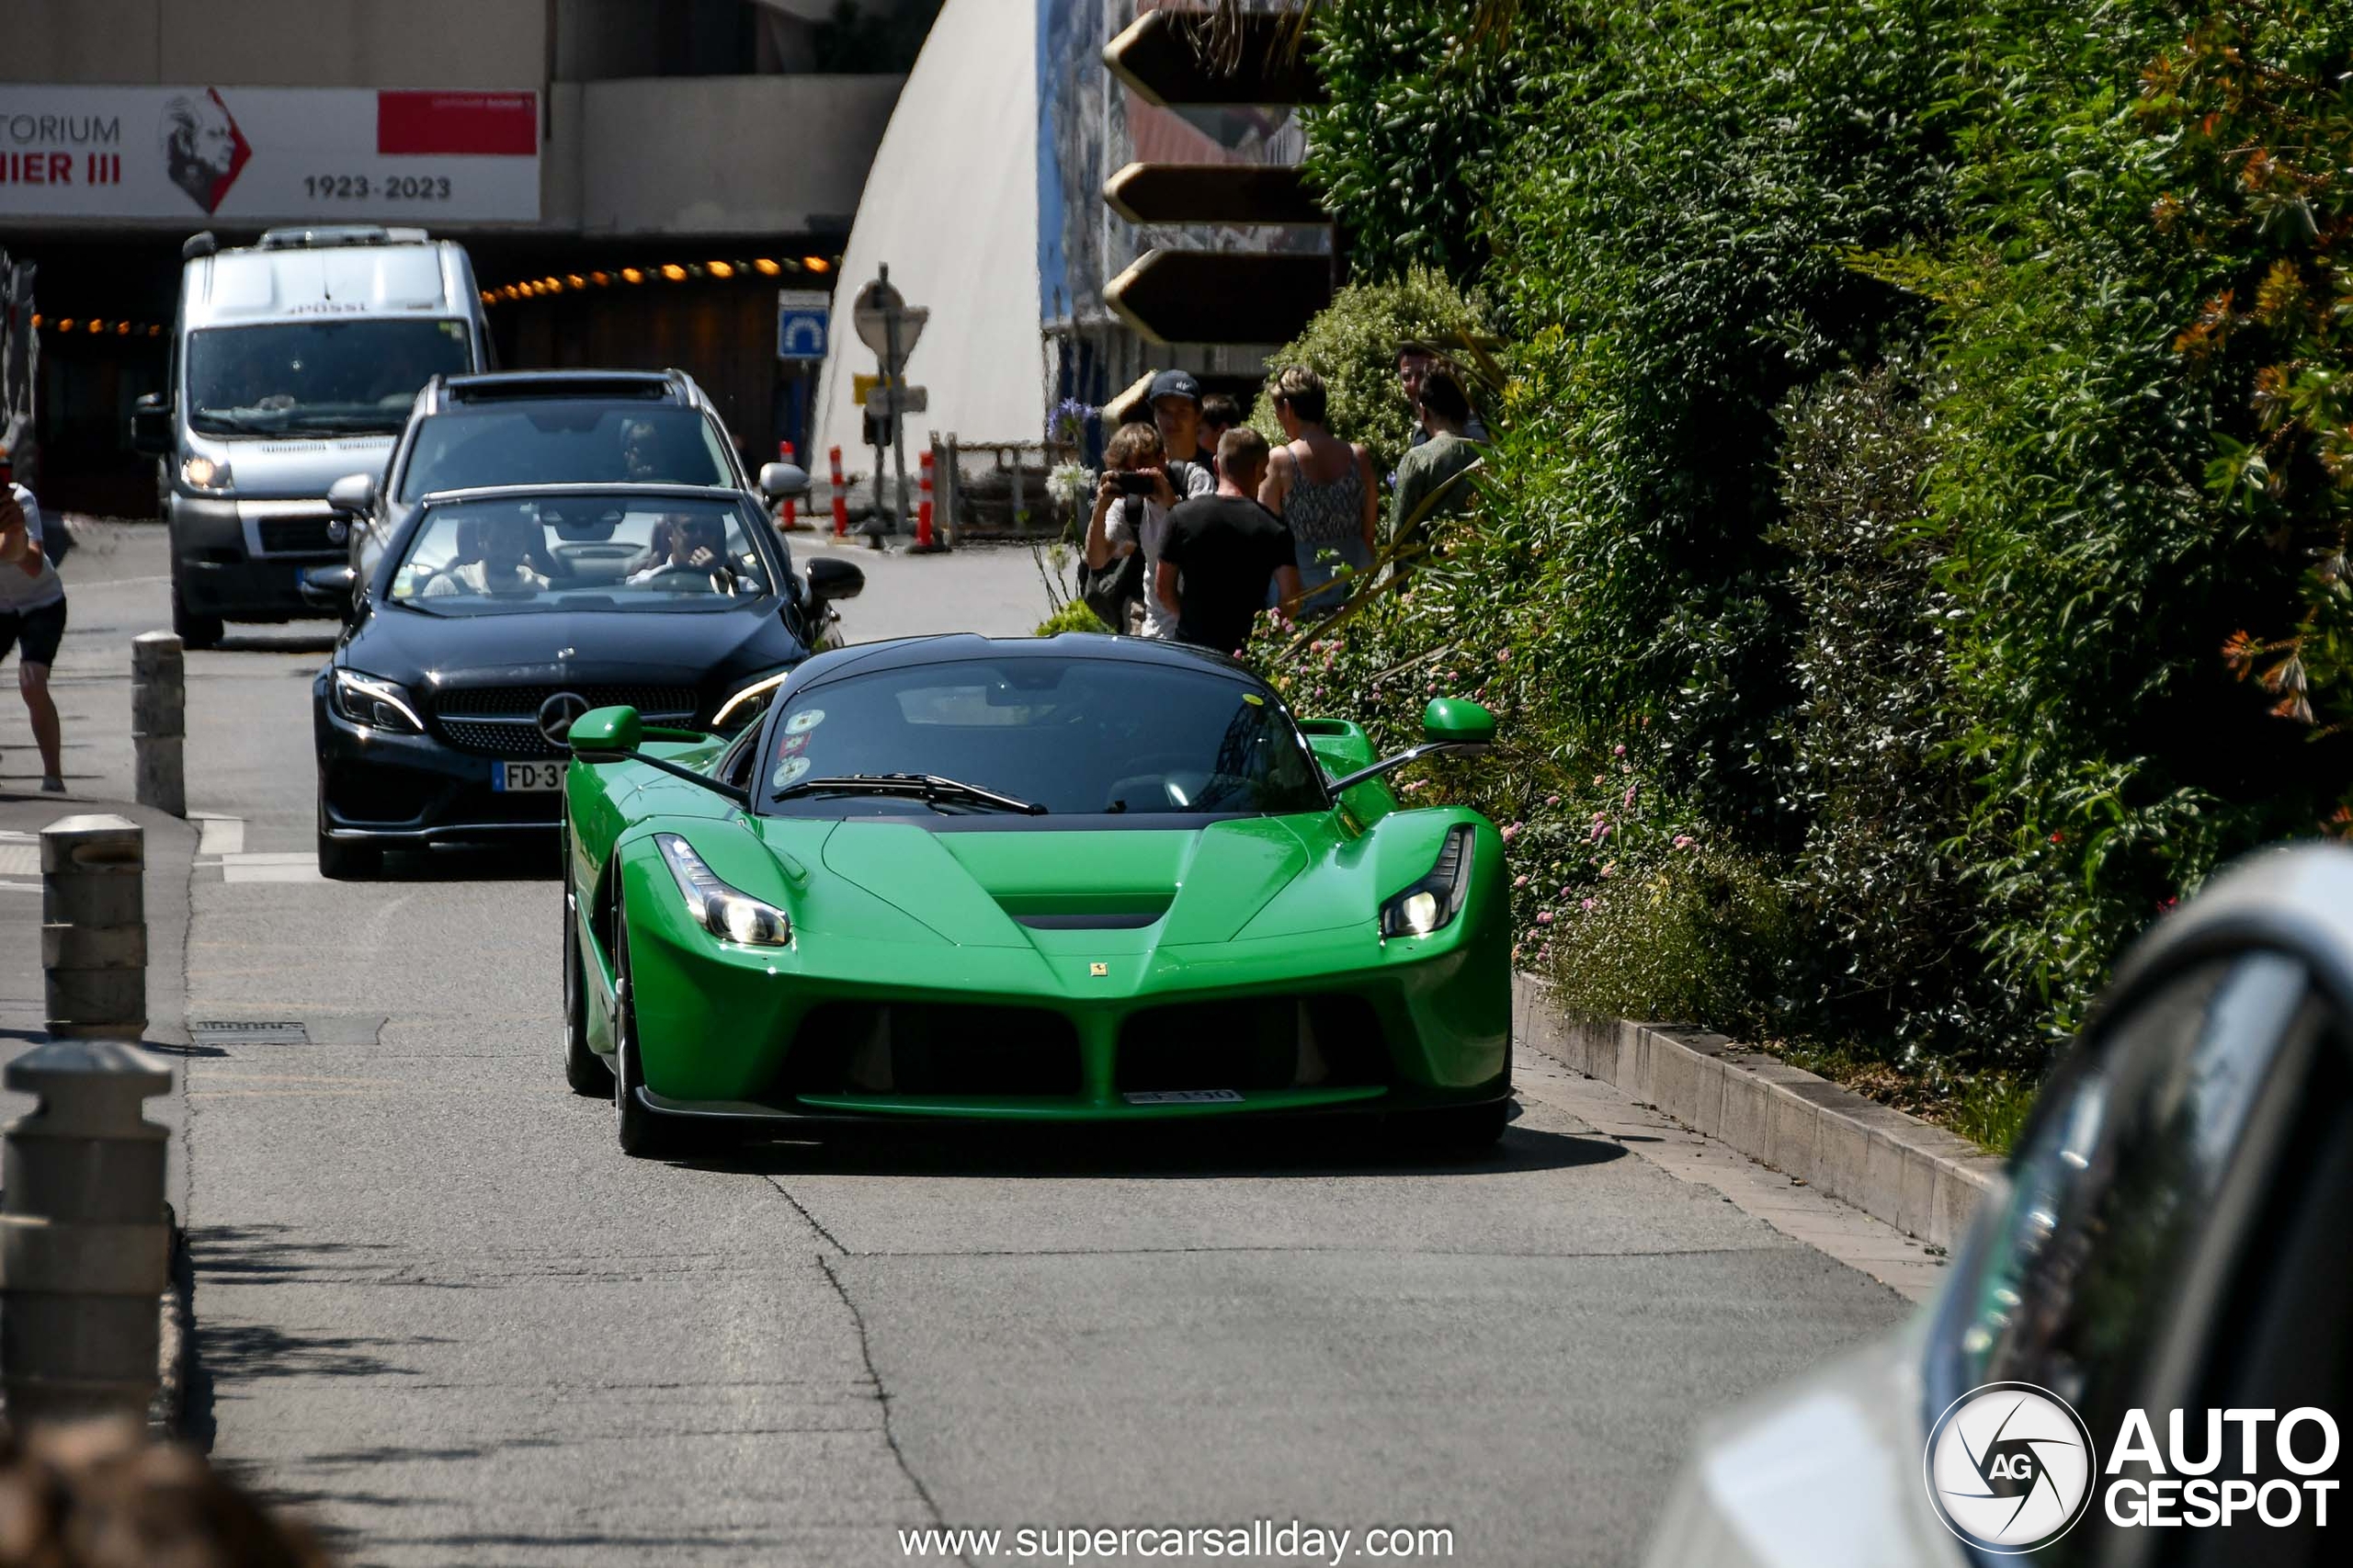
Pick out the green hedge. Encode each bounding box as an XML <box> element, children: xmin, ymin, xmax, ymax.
<box><xmin>1274</xmin><ymin>0</ymin><xmax>2353</xmax><ymax>1100</ymax></box>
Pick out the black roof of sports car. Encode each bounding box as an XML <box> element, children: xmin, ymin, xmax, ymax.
<box><xmin>785</xmin><ymin>632</ymin><xmax>1258</xmax><ymax>693</ymax></box>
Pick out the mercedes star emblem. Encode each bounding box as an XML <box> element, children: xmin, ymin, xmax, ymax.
<box><xmin>538</xmin><ymin>691</ymin><xmax>591</xmax><ymax>745</ymax></box>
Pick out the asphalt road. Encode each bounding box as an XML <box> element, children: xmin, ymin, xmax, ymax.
<box><xmin>5</xmin><ymin>528</ymin><xmax>1921</xmax><ymax>1567</ymax></box>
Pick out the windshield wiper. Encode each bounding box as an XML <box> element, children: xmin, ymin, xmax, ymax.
<box><xmin>289</xmin><ymin>412</ymin><xmax>401</xmax><ymax>434</ymax></box>
<box><xmin>190</xmin><ymin>412</ymin><xmax>285</xmax><ymax>435</ymax></box>
<box><xmin>774</xmin><ymin>772</ymin><xmax>1048</xmax><ymax>815</ymax></box>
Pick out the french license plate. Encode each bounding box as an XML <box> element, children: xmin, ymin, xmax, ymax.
<box><xmin>493</xmin><ymin>760</ymin><xmax>566</xmax><ymax>792</ymax></box>
<box><xmin>1121</xmin><ymin>1089</ymin><xmax>1245</xmax><ymax>1106</ymax></box>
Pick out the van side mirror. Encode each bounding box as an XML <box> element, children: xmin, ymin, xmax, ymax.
<box><xmin>326</xmin><ymin>472</ymin><xmax>378</xmax><ymax>515</ymax></box>
<box><xmin>759</xmin><ymin>462</ymin><xmax>812</xmax><ymax>502</ymax></box>
<box><xmin>807</xmin><ymin>557</ymin><xmax>864</xmax><ymax>603</ymax></box>
<box><xmin>131</xmin><ymin>394</ymin><xmax>172</xmax><ymax>457</ymax></box>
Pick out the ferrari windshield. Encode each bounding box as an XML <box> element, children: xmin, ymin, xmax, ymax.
<box><xmin>388</xmin><ymin>494</ymin><xmax>771</xmax><ymax>614</ymax></box>
<box><xmin>764</xmin><ymin>656</ymin><xmax>1328</xmax><ymax>818</ymax></box>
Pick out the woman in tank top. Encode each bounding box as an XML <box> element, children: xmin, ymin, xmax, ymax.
<box><xmin>1258</xmin><ymin>366</ymin><xmax>1379</xmax><ymax>617</ymax></box>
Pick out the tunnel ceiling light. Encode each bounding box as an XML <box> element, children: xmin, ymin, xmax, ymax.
<box><xmin>801</xmin><ymin>256</ymin><xmax>829</xmax><ymax>273</ymax></box>
<box><xmin>753</xmin><ymin>258</ymin><xmax>780</xmax><ymax>277</ymax></box>
<box><xmin>661</xmin><ymin>264</ymin><xmax>687</xmax><ymax>281</ymax></box>
<box><xmin>707</xmin><ymin>261</ymin><xmax>733</xmax><ymax>278</ymax></box>
<box><xmin>591</xmin><ymin>271</ymin><xmax>611</xmax><ymax>286</ymax></box>
<box><xmin>565</xmin><ymin>274</ymin><xmax>586</xmax><ymax>289</ymax></box>
<box><xmin>621</xmin><ymin>267</ymin><xmax>644</xmax><ymax>283</ymax></box>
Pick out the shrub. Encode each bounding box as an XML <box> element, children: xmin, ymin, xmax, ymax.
<box><xmin>1033</xmin><ymin>598</ymin><xmax>1110</xmax><ymax>639</ymax></box>
<box><xmin>1543</xmin><ymin>846</ymin><xmax>1796</xmax><ymax>1042</ymax></box>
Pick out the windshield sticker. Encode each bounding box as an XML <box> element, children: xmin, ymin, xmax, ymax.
<box><xmin>784</xmin><ymin>708</ymin><xmax>825</xmax><ymax>735</ymax></box>
<box><xmin>773</xmin><ymin>755</ymin><xmax>813</xmax><ymax>790</ymax></box>
<box><xmin>778</xmin><ymin>732</ymin><xmax>809</xmax><ymax>757</ymax></box>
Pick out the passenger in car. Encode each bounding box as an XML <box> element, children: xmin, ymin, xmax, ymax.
<box><xmin>424</xmin><ymin>515</ymin><xmax>551</xmax><ymax>597</ymax></box>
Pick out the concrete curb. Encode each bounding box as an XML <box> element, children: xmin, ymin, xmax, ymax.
<box><xmin>1512</xmin><ymin>973</ymin><xmax>2003</xmax><ymax>1253</ymax></box>
<box><xmin>152</xmin><ymin>1205</ymin><xmax>191</xmax><ymax>1437</ymax></box>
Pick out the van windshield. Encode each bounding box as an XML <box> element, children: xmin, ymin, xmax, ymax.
<box><xmin>187</xmin><ymin>319</ymin><xmax>472</xmax><ymax>437</ymax></box>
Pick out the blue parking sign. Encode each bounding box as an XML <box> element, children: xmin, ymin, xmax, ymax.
<box><xmin>777</xmin><ymin>289</ymin><xmax>829</xmax><ymax>361</ymax></box>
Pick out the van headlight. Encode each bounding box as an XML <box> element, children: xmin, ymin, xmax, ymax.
<box><xmin>328</xmin><ymin>667</ymin><xmax>424</xmax><ymax>734</ymax></box>
<box><xmin>657</xmin><ymin>833</ymin><xmax>791</xmax><ymax>947</ymax></box>
<box><xmin>711</xmin><ymin>668</ymin><xmax>791</xmax><ymax>729</ymax></box>
<box><xmin>1381</xmin><ymin>824</ymin><xmax>1476</xmax><ymax>938</ymax></box>
<box><xmin>180</xmin><ymin>455</ymin><xmax>233</xmax><ymax>494</ymax></box>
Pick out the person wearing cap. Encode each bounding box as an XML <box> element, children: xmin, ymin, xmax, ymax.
<box><xmin>0</xmin><ymin>479</ymin><xmax>69</xmax><ymax>792</ymax></box>
<box><xmin>1148</xmin><ymin>369</ymin><xmax>1219</xmax><ymax>474</ymax></box>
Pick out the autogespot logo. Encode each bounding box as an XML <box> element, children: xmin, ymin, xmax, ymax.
<box><xmin>1925</xmin><ymin>1383</ymin><xmax>2098</xmax><ymax>1554</ymax></box>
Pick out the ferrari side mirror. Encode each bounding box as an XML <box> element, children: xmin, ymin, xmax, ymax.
<box><xmin>1421</xmin><ymin>697</ymin><xmax>1495</xmax><ymax>755</ymax></box>
<box><xmin>569</xmin><ymin>705</ymin><xmax>643</xmax><ymax>760</ymax></box>
<box><xmin>1327</xmin><ymin>698</ymin><xmax>1500</xmax><ymax>796</ymax></box>
<box><xmin>570</xmin><ymin>704</ymin><xmax>751</xmax><ymax>806</ymax></box>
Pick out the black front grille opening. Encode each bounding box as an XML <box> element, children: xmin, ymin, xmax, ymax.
<box><xmin>434</xmin><ymin>685</ymin><xmax>699</xmax><ymax>719</ymax></box>
<box><xmin>258</xmin><ymin>517</ymin><xmax>340</xmax><ymax>554</ymax></box>
<box><xmin>782</xmin><ymin>1004</ymin><xmax>1085</xmax><ymax>1098</ymax></box>
<box><xmin>324</xmin><ymin>766</ymin><xmax>440</xmax><ymax>827</ymax></box>
<box><xmin>437</xmin><ymin>717</ymin><xmax>563</xmax><ymax>758</ymax></box>
<box><xmin>1116</xmin><ymin>996</ymin><xmax>1390</xmax><ymax>1095</ymax></box>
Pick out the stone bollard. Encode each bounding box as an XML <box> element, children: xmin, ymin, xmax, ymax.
<box><xmin>40</xmin><ymin>815</ymin><xmax>146</xmax><ymax>1041</ymax></box>
<box><xmin>0</xmin><ymin>1040</ymin><xmax>174</xmax><ymax>1425</ymax></box>
<box><xmin>131</xmin><ymin>631</ymin><xmax>187</xmax><ymax>818</ymax></box>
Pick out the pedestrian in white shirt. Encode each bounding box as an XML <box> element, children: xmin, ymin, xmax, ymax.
<box><xmin>0</xmin><ymin>482</ymin><xmax>68</xmax><ymax>791</ymax></box>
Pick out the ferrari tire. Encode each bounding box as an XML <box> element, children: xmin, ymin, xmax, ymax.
<box><xmin>1394</xmin><ymin>1098</ymin><xmax>1511</xmax><ymax>1156</ymax></box>
<box><xmin>612</xmin><ymin>918</ymin><xmax>688</xmax><ymax>1158</ymax></box>
<box><xmin>563</xmin><ymin>906</ymin><xmax>613</xmax><ymax>1096</ymax></box>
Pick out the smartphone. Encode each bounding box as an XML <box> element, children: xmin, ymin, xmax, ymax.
<box><xmin>1113</xmin><ymin>470</ymin><xmax>1155</xmax><ymax>496</ymax></box>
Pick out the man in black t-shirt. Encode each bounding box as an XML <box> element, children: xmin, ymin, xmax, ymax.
<box><xmin>1156</xmin><ymin>427</ymin><xmax>1304</xmax><ymax>657</ymax></box>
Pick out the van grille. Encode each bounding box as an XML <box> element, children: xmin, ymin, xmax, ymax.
<box><xmin>256</xmin><ymin>516</ymin><xmax>342</xmax><ymax>556</ymax></box>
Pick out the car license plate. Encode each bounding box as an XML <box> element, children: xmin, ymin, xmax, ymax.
<box><xmin>1121</xmin><ymin>1089</ymin><xmax>1245</xmax><ymax>1106</ymax></box>
<box><xmin>493</xmin><ymin>760</ymin><xmax>566</xmax><ymax>792</ymax></box>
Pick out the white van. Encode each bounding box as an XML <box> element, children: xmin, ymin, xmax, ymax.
<box><xmin>131</xmin><ymin>225</ymin><xmax>492</xmax><ymax>648</ymax></box>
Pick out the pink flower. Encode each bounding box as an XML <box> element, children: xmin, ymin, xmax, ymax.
<box><xmin>1589</xmin><ymin>818</ymin><xmax>1610</xmax><ymax>842</ymax></box>
<box><xmin>1579</xmin><ymin>898</ymin><xmax>1595</xmax><ymax>912</ymax></box>
<box><xmin>1559</xmin><ymin>885</ymin><xmax>1572</xmax><ymax>898</ymax></box>
<box><xmin>1613</xmin><ymin>744</ymin><xmax>1626</xmax><ymax>756</ymax></box>
<box><xmin>1546</xmin><ymin>793</ymin><xmax>1561</xmax><ymax>807</ymax></box>
<box><xmin>1599</xmin><ymin>860</ymin><xmax>1615</xmax><ymax>878</ymax></box>
<box><xmin>1513</xmin><ymin>873</ymin><xmax>1528</xmax><ymax>887</ymax></box>
<box><xmin>1496</xmin><ymin>649</ymin><xmax>1512</xmax><ymax>663</ymax></box>
<box><xmin>1622</xmin><ymin>784</ymin><xmax>1637</xmax><ymax>810</ymax></box>
<box><xmin>1536</xmin><ymin>911</ymin><xmax>1553</xmax><ymax>925</ymax></box>
<box><xmin>1593</xmin><ymin>774</ymin><xmax>1606</xmax><ymax>786</ymax></box>
<box><xmin>1673</xmin><ymin>835</ymin><xmax>1695</xmax><ymax>849</ymax></box>
<box><xmin>1403</xmin><ymin>779</ymin><xmax>1427</xmax><ymax>793</ymax></box>
<box><xmin>1500</xmin><ymin>824</ymin><xmax>1520</xmax><ymax>844</ymax></box>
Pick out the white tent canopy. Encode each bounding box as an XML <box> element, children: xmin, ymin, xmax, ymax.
<box><xmin>813</xmin><ymin>0</ymin><xmax>1042</xmax><ymax>465</ymax></box>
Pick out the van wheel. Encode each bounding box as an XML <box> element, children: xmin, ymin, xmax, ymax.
<box><xmin>172</xmin><ymin>576</ymin><xmax>224</xmax><ymax>650</ymax></box>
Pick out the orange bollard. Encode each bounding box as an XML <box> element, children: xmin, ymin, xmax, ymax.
<box><xmin>776</xmin><ymin>440</ymin><xmax>804</xmax><ymax>530</ymax></box>
<box><xmin>913</xmin><ymin>449</ymin><xmax>937</xmax><ymax>551</ymax></box>
<box><xmin>828</xmin><ymin>446</ymin><xmax>848</xmax><ymax>538</ymax></box>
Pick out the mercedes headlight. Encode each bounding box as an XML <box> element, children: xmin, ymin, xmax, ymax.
<box><xmin>180</xmin><ymin>454</ymin><xmax>233</xmax><ymax>493</ymax></box>
<box><xmin>1380</xmin><ymin>824</ymin><xmax>1475</xmax><ymax>939</ymax></box>
<box><xmin>711</xmin><ymin>668</ymin><xmax>791</xmax><ymax>729</ymax></box>
<box><xmin>328</xmin><ymin>668</ymin><xmax>423</xmax><ymax>734</ymax></box>
<box><xmin>656</xmin><ymin>833</ymin><xmax>791</xmax><ymax>947</ymax></box>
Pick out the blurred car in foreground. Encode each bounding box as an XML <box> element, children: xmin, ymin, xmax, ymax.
<box><xmin>1644</xmin><ymin>844</ymin><xmax>2350</xmax><ymax>1568</ymax></box>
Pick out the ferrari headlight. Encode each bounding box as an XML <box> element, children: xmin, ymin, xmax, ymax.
<box><xmin>328</xmin><ymin>667</ymin><xmax>424</xmax><ymax>734</ymax></box>
<box><xmin>180</xmin><ymin>454</ymin><xmax>233</xmax><ymax>493</ymax></box>
<box><xmin>711</xmin><ymin>667</ymin><xmax>791</xmax><ymax>729</ymax></box>
<box><xmin>656</xmin><ymin>833</ymin><xmax>791</xmax><ymax>947</ymax></box>
<box><xmin>1381</xmin><ymin>824</ymin><xmax>1475</xmax><ymax>939</ymax></box>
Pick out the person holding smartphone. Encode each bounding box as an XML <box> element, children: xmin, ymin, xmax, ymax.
<box><xmin>1082</xmin><ymin>421</ymin><xmax>1212</xmax><ymax>638</ymax></box>
<box><xmin>0</xmin><ymin>459</ymin><xmax>68</xmax><ymax>792</ymax></box>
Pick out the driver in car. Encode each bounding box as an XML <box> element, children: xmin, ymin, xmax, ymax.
<box><xmin>627</xmin><ymin>513</ymin><xmax>750</xmax><ymax>594</ymax></box>
<box><xmin>424</xmin><ymin>514</ymin><xmax>551</xmax><ymax>597</ymax></box>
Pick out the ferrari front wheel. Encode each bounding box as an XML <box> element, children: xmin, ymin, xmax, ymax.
<box><xmin>611</xmin><ymin>916</ymin><xmax>687</xmax><ymax>1159</ymax></box>
<box><xmin>563</xmin><ymin>902</ymin><xmax>613</xmax><ymax>1097</ymax></box>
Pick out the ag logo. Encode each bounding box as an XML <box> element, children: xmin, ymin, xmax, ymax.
<box><xmin>1925</xmin><ymin>1382</ymin><xmax>2097</xmax><ymax>1553</ymax></box>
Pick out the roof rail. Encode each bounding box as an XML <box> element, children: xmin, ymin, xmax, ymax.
<box><xmin>181</xmin><ymin>231</ymin><xmax>217</xmax><ymax>261</ymax></box>
<box><xmin>256</xmin><ymin>224</ymin><xmax>432</xmax><ymax>250</ymax></box>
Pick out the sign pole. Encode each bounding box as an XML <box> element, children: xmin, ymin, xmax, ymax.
<box><xmin>881</xmin><ymin>266</ymin><xmax>913</xmax><ymax>541</ymax></box>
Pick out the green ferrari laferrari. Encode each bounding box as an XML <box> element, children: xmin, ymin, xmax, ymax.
<box><xmin>558</xmin><ymin>632</ymin><xmax>1514</xmax><ymax>1156</ymax></box>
